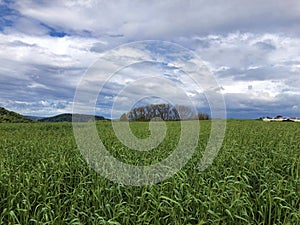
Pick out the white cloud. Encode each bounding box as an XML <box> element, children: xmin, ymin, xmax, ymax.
<box><xmin>11</xmin><ymin>0</ymin><xmax>300</xmax><ymax>38</ymax></box>
<box><xmin>1</xmin><ymin>0</ymin><xmax>300</xmax><ymax>118</ymax></box>
<box><xmin>0</xmin><ymin>32</ymin><xmax>101</xmax><ymax>66</ymax></box>
<box><xmin>27</xmin><ymin>82</ymin><xmax>50</xmax><ymax>89</ymax></box>
<box><xmin>3</xmin><ymin>99</ymin><xmax>73</xmax><ymax>117</ymax></box>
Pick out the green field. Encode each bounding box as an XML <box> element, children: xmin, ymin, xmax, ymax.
<box><xmin>0</xmin><ymin>121</ymin><xmax>299</xmax><ymax>224</ymax></box>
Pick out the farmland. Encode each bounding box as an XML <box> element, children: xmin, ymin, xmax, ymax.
<box><xmin>0</xmin><ymin>120</ymin><xmax>299</xmax><ymax>224</ymax></box>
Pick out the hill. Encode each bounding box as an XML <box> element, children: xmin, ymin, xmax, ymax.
<box><xmin>0</xmin><ymin>107</ymin><xmax>33</xmax><ymax>123</ymax></box>
<box><xmin>25</xmin><ymin>115</ymin><xmax>45</xmax><ymax>121</ymax></box>
<box><xmin>38</xmin><ymin>113</ymin><xmax>108</xmax><ymax>122</ymax></box>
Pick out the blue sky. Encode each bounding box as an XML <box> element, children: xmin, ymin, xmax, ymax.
<box><xmin>0</xmin><ymin>0</ymin><xmax>299</xmax><ymax>119</ymax></box>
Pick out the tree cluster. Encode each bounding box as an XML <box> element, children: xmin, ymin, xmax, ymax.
<box><xmin>120</xmin><ymin>104</ymin><xmax>210</xmax><ymax>121</ymax></box>
<box><xmin>197</xmin><ymin>113</ymin><xmax>210</xmax><ymax>120</ymax></box>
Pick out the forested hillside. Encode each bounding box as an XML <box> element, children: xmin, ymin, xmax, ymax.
<box><xmin>0</xmin><ymin>107</ymin><xmax>33</xmax><ymax>123</ymax></box>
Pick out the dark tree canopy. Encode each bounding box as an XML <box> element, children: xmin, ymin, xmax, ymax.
<box><xmin>120</xmin><ymin>104</ymin><xmax>209</xmax><ymax>121</ymax></box>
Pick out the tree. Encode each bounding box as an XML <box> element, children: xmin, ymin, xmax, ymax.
<box><xmin>120</xmin><ymin>113</ymin><xmax>128</xmax><ymax>121</ymax></box>
<box><xmin>198</xmin><ymin>113</ymin><xmax>210</xmax><ymax>120</ymax></box>
<box><xmin>119</xmin><ymin>104</ymin><xmax>209</xmax><ymax>121</ymax></box>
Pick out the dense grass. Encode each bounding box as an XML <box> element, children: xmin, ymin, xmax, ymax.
<box><xmin>0</xmin><ymin>121</ymin><xmax>299</xmax><ymax>224</ymax></box>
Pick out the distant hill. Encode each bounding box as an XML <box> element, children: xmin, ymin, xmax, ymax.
<box><xmin>0</xmin><ymin>107</ymin><xmax>33</xmax><ymax>123</ymax></box>
<box><xmin>38</xmin><ymin>113</ymin><xmax>109</xmax><ymax>122</ymax></box>
<box><xmin>25</xmin><ymin>115</ymin><xmax>45</xmax><ymax>121</ymax></box>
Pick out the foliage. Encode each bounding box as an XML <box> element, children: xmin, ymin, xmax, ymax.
<box><xmin>0</xmin><ymin>107</ymin><xmax>33</xmax><ymax>123</ymax></box>
<box><xmin>120</xmin><ymin>104</ymin><xmax>209</xmax><ymax>121</ymax></box>
<box><xmin>0</xmin><ymin>121</ymin><xmax>299</xmax><ymax>224</ymax></box>
<box><xmin>198</xmin><ymin>113</ymin><xmax>210</xmax><ymax>120</ymax></box>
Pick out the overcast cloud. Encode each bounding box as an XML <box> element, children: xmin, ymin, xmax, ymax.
<box><xmin>0</xmin><ymin>0</ymin><xmax>299</xmax><ymax>118</ymax></box>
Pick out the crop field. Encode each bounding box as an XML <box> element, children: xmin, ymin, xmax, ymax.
<box><xmin>0</xmin><ymin>120</ymin><xmax>299</xmax><ymax>224</ymax></box>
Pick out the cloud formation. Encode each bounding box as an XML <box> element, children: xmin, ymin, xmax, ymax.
<box><xmin>0</xmin><ymin>0</ymin><xmax>299</xmax><ymax>118</ymax></box>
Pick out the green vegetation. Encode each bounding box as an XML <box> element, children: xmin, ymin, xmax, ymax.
<box><xmin>0</xmin><ymin>120</ymin><xmax>299</xmax><ymax>224</ymax></box>
<box><xmin>0</xmin><ymin>107</ymin><xmax>33</xmax><ymax>123</ymax></box>
<box><xmin>120</xmin><ymin>104</ymin><xmax>209</xmax><ymax>121</ymax></box>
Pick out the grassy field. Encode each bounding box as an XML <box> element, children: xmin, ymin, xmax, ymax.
<box><xmin>0</xmin><ymin>120</ymin><xmax>299</xmax><ymax>224</ymax></box>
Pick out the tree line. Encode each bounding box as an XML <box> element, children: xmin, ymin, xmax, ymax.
<box><xmin>120</xmin><ymin>104</ymin><xmax>210</xmax><ymax>121</ymax></box>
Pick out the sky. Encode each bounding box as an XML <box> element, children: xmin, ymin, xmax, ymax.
<box><xmin>0</xmin><ymin>0</ymin><xmax>300</xmax><ymax>119</ymax></box>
